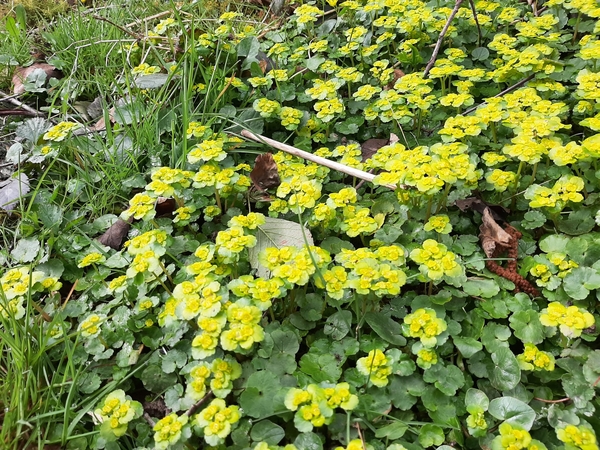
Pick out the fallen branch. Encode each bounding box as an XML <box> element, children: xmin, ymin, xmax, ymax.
<box><xmin>0</xmin><ymin>110</ymin><xmax>40</xmax><ymax>117</ymax></box>
<box><xmin>125</xmin><ymin>10</ymin><xmax>171</xmax><ymax>29</ymax></box>
<box><xmin>240</xmin><ymin>130</ymin><xmax>397</xmax><ymax>190</ymax></box>
<box><xmin>423</xmin><ymin>0</ymin><xmax>464</xmax><ymax>77</ymax></box>
<box><xmin>0</xmin><ymin>89</ymin><xmax>45</xmax><ymax>117</ymax></box>
<box><xmin>462</xmin><ymin>74</ymin><xmax>535</xmax><ymax>116</ymax></box>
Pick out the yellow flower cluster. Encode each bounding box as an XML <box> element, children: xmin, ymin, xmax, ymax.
<box><xmin>259</xmin><ymin>246</ymin><xmax>330</xmax><ymax>287</ymax></box>
<box><xmin>0</xmin><ymin>267</ymin><xmax>60</xmax><ymax>320</ymax></box>
<box><xmin>43</xmin><ymin>121</ymin><xmax>80</xmax><ymax>142</ymax></box>
<box><xmin>410</xmin><ymin>239</ymin><xmax>463</xmax><ymax>281</ymax></box>
<box><xmin>321</xmin><ymin>246</ymin><xmax>406</xmax><ymax>299</ymax></box>
<box><xmin>220</xmin><ymin>303</ymin><xmax>264</xmax><ymax>352</ymax></box>
<box><xmin>402</xmin><ymin>308</ymin><xmax>448</xmax><ymax>348</ymax></box>
<box><xmin>372</xmin><ymin>142</ymin><xmax>478</xmax><ymax>195</ymax></box>
<box><xmin>356</xmin><ymin>349</ymin><xmax>392</xmax><ymax>387</ymax></box>
<box><xmin>153</xmin><ymin>413</ymin><xmax>188</xmax><ymax>450</ymax></box>
<box><xmin>77</xmin><ymin>252</ymin><xmax>105</xmax><ymax>268</ymax></box>
<box><xmin>517</xmin><ymin>343</ymin><xmax>555</xmax><ymax>371</ymax></box>
<box><xmin>493</xmin><ymin>423</ymin><xmax>547</xmax><ymax>450</ymax></box>
<box><xmin>95</xmin><ymin>389</ymin><xmax>142</xmax><ymax>438</ymax></box>
<box><xmin>540</xmin><ymin>302</ymin><xmax>595</xmax><ymax>338</ymax></box>
<box><xmin>285</xmin><ymin>383</ymin><xmax>356</xmax><ymax>432</ymax></box>
<box><xmin>557</xmin><ymin>424</ymin><xmax>599</xmax><ymax>450</ymax></box>
<box><xmin>195</xmin><ymin>398</ymin><xmax>240</xmax><ymax>446</ymax></box>
<box><xmin>525</xmin><ymin>175</ymin><xmax>585</xmax><ymax>210</ymax></box>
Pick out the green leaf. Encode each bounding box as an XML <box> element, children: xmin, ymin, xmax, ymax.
<box><xmin>237</xmin><ymin>36</ymin><xmax>260</xmax><ymax>58</ymax></box>
<box><xmin>563</xmin><ymin>267</ymin><xmax>600</xmax><ymax>300</ymax></box>
<box><xmin>583</xmin><ymin>350</ymin><xmax>600</xmax><ymax>384</ymax></box>
<box><xmin>556</xmin><ymin>209</ymin><xmax>595</xmax><ymax>235</ymax></box>
<box><xmin>509</xmin><ymin>310</ymin><xmax>544</xmax><ymax>344</ymax></box>
<box><xmin>140</xmin><ymin>364</ymin><xmax>178</xmax><ymax>393</ymax></box>
<box><xmin>522</xmin><ymin>210</ymin><xmax>547</xmax><ymax>229</ymax></box>
<box><xmin>324</xmin><ymin>311</ymin><xmax>352</xmax><ymax>341</ymax></box>
<box><xmin>453</xmin><ymin>336</ymin><xmax>483</xmax><ymax>358</ymax></box>
<box><xmin>374</xmin><ymin>421</ymin><xmax>408</xmax><ymax>440</ymax></box>
<box><xmin>490</xmin><ymin>348</ymin><xmax>521</xmax><ymax>391</ymax></box>
<box><xmin>364</xmin><ymin>311</ymin><xmax>407</xmax><ymax>346</ymax></box>
<box><xmin>250</xmin><ymin>420</ymin><xmax>285</xmax><ymax>445</ymax></box>
<box><xmin>539</xmin><ymin>234</ymin><xmax>571</xmax><ymax>253</ymax></box>
<box><xmin>11</xmin><ymin>237</ymin><xmax>40</xmax><ymax>263</ymax></box>
<box><xmin>418</xmin><ymin>423</ymin><xmax>445</xmax><ymax>447</ymax></box>
<box><xmin>465</xmin><ymin>388</ymin><xmax>489</xmax><ymax>413</ymax></box>
<box><xmin>294</xmin><ymin>432</ymin><xmax>323</xmax><ymax>450</ymax></box>
<box><xmin>488</xmin><ymin>396</ymin><xmax>535</xmax><ymax>430</ymax></box>
<box><xmin>472</xmin><ymin>47</ymin><xmax>490</xmax><ymax>60</ymax></box>
<box><xmin>299</xmin><ymin>353</ymin><xmax>342</xmax><ymax>383</ymax></box>
<box><xmin>463</xmin><ymin>278</ymin><xmax>500</xmax><ymax>298</ymax></box>
<box><xmin>423</xmin><ymin>364</ymin><xmax>465</xmax><ymax>396</ymax></box>
<box><xmin>239</xmin><ymin>371</ymin><xmax>282</xmax><ymax>418</ymax></box>
<box><xmin>161</xmin><ymin>349</ymin><xmax>187</xmax><ymax>374</ymax></box>
<box><xmin>386</xmin><ymin>376</ymin><xmax>419</xmax><ymax>410</ymax></box>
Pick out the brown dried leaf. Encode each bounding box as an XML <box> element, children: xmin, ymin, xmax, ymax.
<box><xmin>479</xmin><ymin>207</ymin><xmax>512</xmax><ymax>258</ymax></box>
<box><xmin>250</xmin><ymin>153</ymin><xmax>280</xmax><ymax>192</ymax></box>
<box><xmin>155</xmin><ymin>197</ymin><xmax>177</xmax><ymax>217</ymax></box>
<box><xmin>385</xmin><ymin>68</ymin><xmax>405</xmax><ymax>90</ymax></box>
<box><xmin>361</xmin><ymin>138</ymin><xmax>389</xmax><ymax>161</ymax></box>
<box><xmin>97</xmin><ymin>218</ymin><xmax>132</xmax><ymax>250</ymax></box>
<box><xmin>12</xmin><ymin>63</ymin><xmax>63</xmax><ymax>95</ymax></box>
<box><xmin>455</xmin><ymin>197</ymin><xmax>508</xmax><ymax>222</ymax></box>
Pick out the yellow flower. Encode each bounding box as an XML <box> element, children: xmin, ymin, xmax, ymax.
<box><xmin>78</xmin><ymin>252</ymin><xmax>105</xmax><ymax>268</ymax></box>
<box><xmin>43</xmin><ymin>122</ymin><xmax>80</xmax><ymax>142</ymax></box>
<box><xmin>356</xmin><ymin>349</ymin><xmax>392</xmax><ymax>387</ymax></box>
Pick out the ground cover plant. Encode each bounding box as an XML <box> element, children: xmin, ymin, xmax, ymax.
<box><xmin>1</xmin><ymin>0</ymin><xmax>600</xmax><ymax>449</ymax></box>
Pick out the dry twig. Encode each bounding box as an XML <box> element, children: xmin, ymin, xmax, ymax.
<box><xmin>0</xmin><ymin>89</ymin><xmax>45</xmax><ymax>117</ymax></box>
<box><xmin>241</xmin><ymin>130</ymin><xmax>398</xmax><ymax>190</ymax></box>
<box><xmin>423</xmin><ymin>0</ymin><xmax>464</xmax><ymax>77</ymax></box>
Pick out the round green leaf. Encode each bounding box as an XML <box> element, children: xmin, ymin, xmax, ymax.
<box><xmin>490</xmin><ymin>348</ymin><xmax>521</xmax><ymax>391</ymax></box>
<box><xmin>294</xmin><ymin>432</ymin><xmax>323</xmax><ymax>450</ymax></box>
<box><xmin>324</xmin><ymin>311</ymin><xmax>352</xmax><ymax>341</ymax></box>
<box><xmin>250</xmin><ymin>420</ymin><xmax>285</xmax><ymax>445</ymax></box>
<box><xmin>563</xmin><ymin>267</ymin><xmax>600</xmax><ymax>300</ymax></box>
<box><xmin>418</xmin><ymin>423</ymin><xmax>445</xmax><ymax>447</ymax></box>
<box><xmin>465</xmin><ymin>388</ymin><xmax>489</xmax><ymax>413</ymax></box>
<box><xmin>488</xmin><ymin>396</ymin><xmax>536</xmax><ymax>430</ymax></box>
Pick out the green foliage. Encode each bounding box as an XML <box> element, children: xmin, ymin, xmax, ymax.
<box><xmin>3</xmin><ymin>0</ymin><xmax>600</xmax><ymax>449</ymax></box>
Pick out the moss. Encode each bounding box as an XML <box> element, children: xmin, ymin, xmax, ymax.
<box><xmin>0</xmin><ymin>0</ymin><xmax>70</xmax><ymax>25</ymax></box>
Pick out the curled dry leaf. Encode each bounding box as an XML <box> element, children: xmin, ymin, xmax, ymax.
<box><xmin>97</xmin><ymin>218</ymin><xmax>132</xmax><ymax>250</ymax></box>
<box><xmin>12</xmin><ymin>63</ymin><xmax>63</xmax><ymax>95</ymax></box>
<box><xmin>250</xmin><ymin>153</ymin><xmax>280</xmax><ymax>192</ymax></box>
<box><xmin>479</xmin><ymin>207</ymin><xmax>513</xmax><ymax>258</ymax></box>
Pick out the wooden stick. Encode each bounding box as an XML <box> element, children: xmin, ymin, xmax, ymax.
<box><xmin>0</xmin><ymin>89</ymin><xmax>44</xmax><ymax>117</ymax></box>
<box><xmin>423</xmin><ymin>0</ymin><xmax>464</xmax><ymax>78</ymax></box>
<box><xmin>240</xmin><ymin>130</ymin><xmax>397</xmax><ymax>190</ymax></box>
<box><xmin>125</xmin><ymin>10</ymin><xmax>171</xmax><ymax>29</ymax></box>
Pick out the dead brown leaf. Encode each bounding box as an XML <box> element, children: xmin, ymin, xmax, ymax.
<box><xmin>12</xmin><ymin>63</ymin><xmax>63</xmax><ymax>95</ymax></box>
<box><xmin>361</xmin><ymin>138</ymin><xmax>389</xmax><ymax>161</ymax></box>
<box><xmin>97</xmin><ymin>218</ymin><xmax>132</xmax><ymax>250</ymax></box>
<box><xmin>250</xmin><ymin>153</ymin><xmax>280</xmax><ymax>192</ymax></box>
<box><xmin>385</xmin><ymin>68</ymin><xmax>405</xmax><ymax>90</ymax></box>
<box><xmin>455</xmin><ymin>197</ymin><xmax>508</xmax><ymax>222</ymax></box>
<box><xmin>479</xmin><ymin>207</ymin><xmax>513</xmax><ymax>258</ymax></box>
